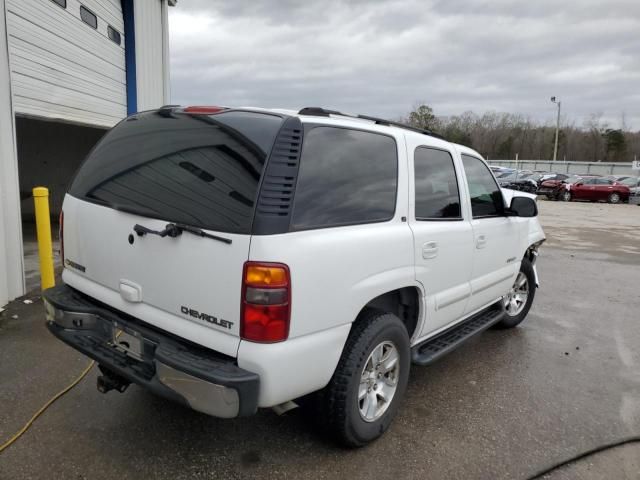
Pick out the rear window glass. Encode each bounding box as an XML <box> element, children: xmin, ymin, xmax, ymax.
<box><xmin>69</xmin><ymin>110</ymin><xmax>284</xmax><ymax>233</ymax></box>
<box><xmin>291</xmin><ymin>126</ymin><xmax>397</xmax><ymax>230</ymax></box>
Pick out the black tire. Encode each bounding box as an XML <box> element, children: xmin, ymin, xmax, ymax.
<box><xmin>495</xmin><ymin>257</ymin><xmax>536</xmax><ymax>329</ymax></box>
<box><xmin>560</xmin><ymin>190</ymin><xmax>572</xmax><ymax>202</ymax></box>
<box><xmin>317</xmin><ymin>310</ymin><xmax>410</xmax><ymax>447</ymax></box>
<box><xmin>608</xmin><ymin>192</ymin><xmax>621</xmax><ymax>204</ymax></box>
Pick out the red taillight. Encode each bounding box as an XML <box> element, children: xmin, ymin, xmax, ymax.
<box><xmin>183</xmin><ymin>106</ymin><xmax>226</xmax><ymax>114</ymax></box>
<box><xmin>241</xmin><ymin>262</ymin><xmax>290</xmax><ymax>343</ymax></box>
<box><xmin>59</xmin><ymin>210</ymin><xmax>64</xmax><ymax>266</ymax></box>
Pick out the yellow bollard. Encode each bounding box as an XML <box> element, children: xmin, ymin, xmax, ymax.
<box><xmin>33</xmin><ymin>187</ymin><xmax>55</xmax><ymax>291</ymax></box>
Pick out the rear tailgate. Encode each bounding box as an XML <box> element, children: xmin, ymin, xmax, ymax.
<box><xmin>61</xmin><ymin>109</ymin><xmax>286</xmax><ymax>357</ymax></box>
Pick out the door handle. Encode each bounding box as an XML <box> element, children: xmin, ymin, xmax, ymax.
<box><xmin>476</xmin><ymin>235</ymin><xmax>487</xmax><ymax>249</ymax></box>
<box><xmin>422</xmin><ymin>241</ymin><xmax>439</xmax><ymax>259</ymax></box>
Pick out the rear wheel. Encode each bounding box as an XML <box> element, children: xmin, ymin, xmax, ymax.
<box><xmin>561</xmin><ymin>190</ymin><xmax>572</xmax><ymax>202</ymax></box>
<box><xmin>318</xmin><ymin>310</ymin><xmax>410</xmax><ymax>447</ymax></box>
<box><xmin>608</xmin><ymin>192</ymin><xmax>621</xmax><ymax>204</ymax></box>
<box><xmin>495</xmin><ymin>257</ymin><xmax>536</xmax><ymax>329</ymax></box>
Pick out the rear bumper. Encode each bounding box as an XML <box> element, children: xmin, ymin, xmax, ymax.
<box><xmin>43</xmin><ymin>284</ymin><xmax>259</xmax><ymax>418</ymax></box>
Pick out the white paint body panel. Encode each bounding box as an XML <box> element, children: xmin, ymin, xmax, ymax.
<box><xmin>61</xmin><ymin>195</ymin><xmax>245</xmax><ymax>357</ymax></box>
<box><xmin>59</xmin><ymin>112</ymin><xmax>545</xmax><ymax>407</ymax></box>
<box><xmin>5</xmin><ymin>0</ymin><xmax>126</xmax><ymax>127</ymax></box>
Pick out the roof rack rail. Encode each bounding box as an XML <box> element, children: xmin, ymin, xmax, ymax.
<box><xmin>298</xmin><ymin>107</ymin><xmax>444</xmax><ymax>140</ymax></box>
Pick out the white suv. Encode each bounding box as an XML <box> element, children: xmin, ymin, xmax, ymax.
<box><xmin>44</xmin><ymin>106</ymin><xmax>545</xmax><ymax>446</ymax></box>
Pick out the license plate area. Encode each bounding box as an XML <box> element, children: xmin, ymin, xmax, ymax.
<box><xmin>110</xmin><ymin>325</ymin><xmax>144</xmax><ymax>361</ymax></box>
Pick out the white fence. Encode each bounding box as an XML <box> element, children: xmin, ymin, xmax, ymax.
<box><xmin>487</xmin><ymin>160</ymin><xmax>636</xmax><ymax>176</ymax></box>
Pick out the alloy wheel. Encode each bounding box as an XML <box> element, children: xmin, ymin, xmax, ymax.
<box><xmin>503</xmin><ymin>272</ymin><xmax>529</xmax><ymax>317</ymax></box>
<box><xmin>358</xmin><ymin>341</ymin><xmax>400</xmax><ymax>422</ymax></box>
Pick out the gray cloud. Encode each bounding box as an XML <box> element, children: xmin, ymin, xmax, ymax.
<box><xmin>169</xmin><ymin>0</ymin><xmax>640</xmax><ymax>130</ymax></box>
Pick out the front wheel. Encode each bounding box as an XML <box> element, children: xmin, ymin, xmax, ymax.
<box><xmin>495</xmin><ymin>257</ymin><xmax>536</xmax><ymax>329</ymax></box>
<box><xmin>561</xmin><ymin>190</ymin><xmax>572</xmax><ymax>202</ymax></box>
<box><xmin>318</xmin><ymin>310</ymin><xmax>410</xmax><ymax>447</ymax></box>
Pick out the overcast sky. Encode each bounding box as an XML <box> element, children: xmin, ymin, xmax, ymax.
<box><xmin>168</xmin><ymin>0</ymin><xmax>640</xmax><ymax>131</ymax></box>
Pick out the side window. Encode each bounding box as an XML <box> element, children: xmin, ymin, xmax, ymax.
<box><xmin>414</xmin><ymin>147</ymin><xmax>461</xmax><ymax>220</ymax></box>
<box><xmin>51</xmin><ymin>0</ymin><xmax>66</xmax><ymax>8</ymax></box>
<box><xmin>291</xmin><ymin>127</ymin><xmax>397</xmax><ymax>230</ymax></box>
<box><xmin>461</xmin><ymin>154</ymin><xmax>505</xmax><ymax>218</ymax></box>
<box><xmin>597</xmin><ymin>178</ymin><xmax>613</xmax><ymax>185</ymax></box>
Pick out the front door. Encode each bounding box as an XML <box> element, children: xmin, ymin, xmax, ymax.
<box><xmin>572</xmin><ymin>179</ymin><xmax>596</xmax><ymax>200</ymax></box>
<box><xmin>408</xmin><ymin>143</ymin><xmax>474</xmax><ymax>337</ymax></box>
<box><xmin>460</xmin><ymin>154</ymin><xmax>520</xmax><ymax>314</ymax></box>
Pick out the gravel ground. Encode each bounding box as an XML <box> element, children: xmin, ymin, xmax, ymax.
<box><xmin>1</xmin><ymin>200</ymin><xmax>639</xmax><ymax>479</ymax></box>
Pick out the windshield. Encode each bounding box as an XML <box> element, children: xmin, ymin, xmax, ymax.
<box><xmin>69</xmin><ymin>110</ymin><xmax>285</xmax><ymax>233</ymax></box>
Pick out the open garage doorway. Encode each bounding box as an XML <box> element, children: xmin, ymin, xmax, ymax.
<box><xmin>16</xmin><ymin>116</ymin><xmax>106</xmax><ymax>292</ymax></box>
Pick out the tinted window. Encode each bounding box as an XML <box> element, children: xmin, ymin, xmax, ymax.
<box><xmin>596</xmin><ymin>178</ymin><xmax>613</xmax><ymax>185</ymax></box>
<box><xmin>461</xmin><ymin>154</ymin><xmax>504</xmax><ymax>218</ymax></box>
<box><xmin>414</xmin><ymin>147</ymin><xmax>461</xmax><ymax>219</ymax></box>
<box><xmin>70</xmin><ymin>111</ymin><xmax>284</xmax><ymax>233</ymax></box>
<box><xmin>291</xmin><ymin>127</ymin><xmax>397</xmax><ymax>230</ymax></box>
<box><xmin>80</xmin><ymin>6</ymin><xmax>97</xmax><ymax>29</ymax></box>
<box><xmin>108</xmin><ymin>26</ymin><xmax>121</xmax><ymax>45</ymax></box>
<box><xmin>51</xmin><ymin>0</ymin><xmax>66</xmax><ymax>8</ymax></box>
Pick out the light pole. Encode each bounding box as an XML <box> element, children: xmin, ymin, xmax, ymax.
<box><xmin>551</xmin><ymin>96</ymin><xmax>561</xmax><ymax>161</ymax></box>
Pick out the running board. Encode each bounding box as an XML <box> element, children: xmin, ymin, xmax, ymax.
<box><xmin>411</xmin><ymin>302</ymin><xmax>505</xmax><ymax>366</ymax></box>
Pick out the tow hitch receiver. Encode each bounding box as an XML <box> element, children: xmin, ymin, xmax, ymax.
<box><xmin>97</xmin><ymin>365</ymin><xmax>131</xmax><ymax>394</ymax></box>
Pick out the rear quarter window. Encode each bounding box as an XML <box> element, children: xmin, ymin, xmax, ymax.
<box><xmin>290</xmin><ymin>126</ymin><xmax>398</xmax><ymax>230</ymax></box>
<box><xmin>69</xmin><ymin>110</ymin><xmax>284</xmax><ymax>233</ymax></box>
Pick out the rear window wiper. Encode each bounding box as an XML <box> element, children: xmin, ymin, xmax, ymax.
<box><xmin>133</xmin><ymin>223</ymin><xmax>232</xmax><ymax>245</ymax></box>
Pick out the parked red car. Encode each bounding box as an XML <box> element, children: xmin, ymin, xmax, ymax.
<box><xmin>562</xmin><ymin>177</ymin><xmax>630</xmax><ymax>203</ymax></box>
<box><xmin>537</xmin><ymin>175</ymin><xmax>596</xmax><ymax>200</ymax></box>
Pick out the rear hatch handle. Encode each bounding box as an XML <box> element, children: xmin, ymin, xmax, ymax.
<box><xmin>133</xmin><ymin>223</ymin><xmax>232</xmax><ymax>245</ymax></box>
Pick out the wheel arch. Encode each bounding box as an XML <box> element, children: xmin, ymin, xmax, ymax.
<box><xmin>353</xmin><ymin>285</ymin><xmax>423</xmax><ymax>341</ymax></box>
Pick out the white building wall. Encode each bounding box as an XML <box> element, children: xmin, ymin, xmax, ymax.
<box><xmin>0</xmin><ymin>0</ymin><xmax>25</xmax><ymax>306</ymax></box>
<box><xmin>134</xmin><ymin>0</ymin><xmax>170</xmax><ymax>110</ymax></box>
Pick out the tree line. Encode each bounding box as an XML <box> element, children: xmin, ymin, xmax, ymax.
<box><xmin>402</xmin><ymin>104</ymin><xmax>639</xmax><ymax>162</ymax></box>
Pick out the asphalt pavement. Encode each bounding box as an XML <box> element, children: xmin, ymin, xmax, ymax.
<box><xmin>1</xmin><ymin>201</ymin><xmax>639</xmax><ymax>479</ymax></box>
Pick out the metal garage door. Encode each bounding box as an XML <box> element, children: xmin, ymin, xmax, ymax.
<box><xmin>5</xmin><ymin>0</ymin><xmax>126</xmax><ymax>127</ymax></box>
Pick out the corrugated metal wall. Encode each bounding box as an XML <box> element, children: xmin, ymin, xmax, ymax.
<box><xmin>134</xmin><ymin>0</ymin><xmax>168</xmax><ymax>111</ymax></box>
<box><xmin>5</xmin><ymin>0</ymin><xmax>126</xmax><ymax>127</ymax></box>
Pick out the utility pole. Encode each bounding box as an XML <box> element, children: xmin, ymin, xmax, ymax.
<box><xmin>550</xmin><ymin>96</ymin><xmax>561</xmax><ymax>161</ymax></box>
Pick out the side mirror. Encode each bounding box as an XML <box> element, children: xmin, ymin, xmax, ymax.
<box><xmin>575</xmin><ymin>182</ymin><xmax>583</xmax><ymax>187</ymax></box>
<box><xmin>508</xmin><ymin>196</ymin><xmax>537</xmax><ymax>217</ymax></box>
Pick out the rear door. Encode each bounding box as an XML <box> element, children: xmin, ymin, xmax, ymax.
<box><xmin>460</xmin><ymin>154</ymin><xmax>519</xmax><ymax>314</ymax></box>
<box><xmin>62</xmin><ymin>109</ymin><xmax>285</xmax><ymax>356</ymax></box>
<box><xmin>407</xmin><ymin>141</ymin><xmax>473</xmax><ymax>335</ymax></box>
<box><xmin>594</xmin><ymin>178</ymin><xmax>614</xmax><ymax>200</ymax></box>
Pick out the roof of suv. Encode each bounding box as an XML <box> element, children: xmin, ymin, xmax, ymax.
<box><xmin>175</xmin><ymin>105</ymin><xmax>485</xmax><ymax>160</ymax></box>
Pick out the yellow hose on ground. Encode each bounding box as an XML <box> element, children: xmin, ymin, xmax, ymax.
<box><xmin>0</xmin><ymin>360</ymin><xmax>95</xmax><ymax>454</ymax></box>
